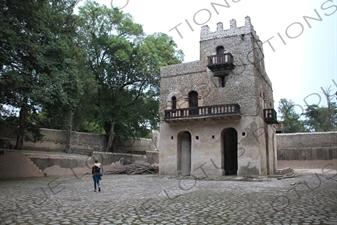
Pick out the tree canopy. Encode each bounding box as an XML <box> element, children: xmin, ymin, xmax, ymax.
<box><xmin>277</xmin><ymin>98</ymin><xmax>306</xmax><ymax>133</ymax></box>
<box><xmin>77</xmin><ymin>1</ymin><xmax>183</xmax><ymax>151</ymax></box>
<box><xmin>0</xmin><ymin>0</ymin><xmax>183</xmax><ymax>151</ymax></box>
<box><xmin>0</xmin><ymin>0</ymin><xmax>84</xmax><ymax>149</ymax></box>
<box><xmin>304</xmin><ymin>87</ymin><xmax>337</xmax><ymax>132</ymax></box>
<box><xmin>278</xmin><ymin>87</ymin><xmax>337</xmax><ymax>133</ymax></box>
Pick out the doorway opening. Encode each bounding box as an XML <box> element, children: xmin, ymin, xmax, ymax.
<box><xmin>177</xmin><ymin>131</ymin><xmax>191</xmax><ymax>176</ymax></box>
<box><xmin>222</xmin><ymin>128</ymin><xmax>238</xmax><ymax>175</ymax></box>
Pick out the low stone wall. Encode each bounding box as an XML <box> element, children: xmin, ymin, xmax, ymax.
<box><xmin>0</xmin><ymin>128</ymin><xmax>159</xmax><ymax>156</ymax></box>
<box><xmin>0</xmin><ymin>128</ymin><xmax>106</xmax><ymax>153</ymax></box>
<box><xmin>277</xmin><ymin>132</ymin><xmax>337</xmax><ymax>160</ymax></box>
<box><xmin>277</xmin><ymin>132</ymin><xmax>337</xmax><ymax>169</ymax></box>
<box><xmin>113</xmin><ymin>132</ymin><xmax>159</xmax><ymax>154</ymax></box>
<box><xmin>91</xmin><ymin>151</ymin><xmax>158</xmax><ymax>166</ymax></box>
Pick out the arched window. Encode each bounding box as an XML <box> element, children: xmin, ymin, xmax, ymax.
<box><xmin>171</xmin><ymin>96</ymin><xmax>177</xmax><ymax>110</ymax></box>
<box><xmin>215</xmin><ymin>46</ymin><xmax>225</xmax><ymax>64</ymax></box>
<box><xmin>188</xmin><ymin>91</ymin><xmax>198</xmax><ymax>115</ymax></box>
<box><xmin>216</xmin><ymin>46</ymin><xmax>225</xmax><ymax>55</ymax></box>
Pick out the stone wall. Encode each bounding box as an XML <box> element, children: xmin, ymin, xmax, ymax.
<box><xmin>2</xmin><ymin>127</ymin><xmax>336</xmax><ymax>171</ymax></box>
<box><xmin>0</xmin><ymin>128</ymin><xmax>159</xmax><ymax>157</ymax></box>
<box><xmin>91</xmin><ymin>151</ymin><xmax>159</xmax><ymax>166</ymax></box>
<box><xmin>277</xmin><ymin>132</ymin><xmax>337</xmax><ymax>160</ymax></box>
<box><xmin>0</xmin><ymin>128</ymin><xmax>106</xmax><ymax>154</ymax></box>
<box><xmin>113</xmin><ymin>134</ymin><xmax>159</xmax><ymax>154</ymax></box>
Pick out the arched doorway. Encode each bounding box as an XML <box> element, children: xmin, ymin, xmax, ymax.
<box><xmin>177</xmin><ymin>131</ymin><xmax>191</xmax><ymax>176</ymax></box>
<box><xmin>188</xmin><ymin>91</ymin><xmax>198</xmax><ymax>115</ymax></box>
<box><xmin>222</xmin><ymin>128</ymin><xmax>238</xmax><ymax>175</ymax></box>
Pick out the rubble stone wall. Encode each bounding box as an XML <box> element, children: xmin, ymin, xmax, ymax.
<box><xmin>0</xmin><ymin>128</ymin><xmax>159</xmax><ymax>157</ymax></box>
<box><xmin>277</xmin><ymin>132</ymin><xmax>337</xmax><ymax>160</ymax></box>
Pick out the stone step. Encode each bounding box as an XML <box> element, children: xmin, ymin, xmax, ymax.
<box><xmin>0</xmin><ymin>152</ymin><xmax>45</xmax><ymax>179</ymax></box>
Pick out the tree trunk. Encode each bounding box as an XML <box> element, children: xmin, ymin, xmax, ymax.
<box><xmin>65</xmin><ymin>108</ymin><xmax>73</xmax><ymax>153</ymax></box>
<box><xmin>106</xmin><ymin>122</ymin><xmax>116</xmax><ymax>152</ymax></box>
<box><xmin>15</xmin><ymin>102</ymin><xmax>28</xmax><ymax>150</ymax></box>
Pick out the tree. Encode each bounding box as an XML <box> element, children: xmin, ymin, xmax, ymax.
<box><xmin>78</xmin><ymin>1</ymin><xmax>183</xmax><ymax>151</ymax></box>
<box><xmin>0</xmin><ymin>0</ymin><xmax>83</xmax><ymax>150</ymax></box>
<box><xmin>277</xmin><ymin>98</ymin><xmax>306</xmax><ymax>133</ymax></box>
<box><xmin>305</xmin><ymin>87</ymin><xmax>337</xmax><ymax>132</ymax></box>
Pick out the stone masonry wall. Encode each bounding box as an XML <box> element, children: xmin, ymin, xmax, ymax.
<box><xmin>1</xmin><ymin>128</ymin><xmax>106</xmax><ymax>154</ymax></box>
<box><xmin>277</xmin><ymin>132</ymin><xmax>337</xmax><ymax>160</ymax></box>
<box><xmin>160</xmin><ymin>17</ymin><xmax>275</xmax><ymax>122</ymax></box>
<box><xmin>0</xmin><ymin>128</ymin><xmax>159</xmax><ymax>156</ymax></box>
<box><xmin>199</xmin><ymin>17</ymin><xmax>274</xmax><ymax>115</ymax></box>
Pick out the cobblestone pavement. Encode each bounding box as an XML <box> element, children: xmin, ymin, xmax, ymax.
<box><xmin>0</xmin><ymin>172</ymin><xmax>336</xmax><ymax>225</ymax></box>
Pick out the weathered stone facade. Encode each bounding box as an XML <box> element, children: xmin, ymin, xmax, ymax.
<box><xmin>159</xmin><ymin>17</ymin><xmax>278</xmax><ymax>177</ymax></box>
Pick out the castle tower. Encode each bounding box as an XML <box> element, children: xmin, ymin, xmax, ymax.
<box><xmin>159</xmin><ymin>17</ymin><xmax>278</xmax><ymax>177</ymax></box>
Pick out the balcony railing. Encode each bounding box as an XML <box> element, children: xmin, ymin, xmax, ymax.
<box><xmin>263</xmin><ymin>109</ymin><xmax>278</xmax><ymax>124</ymax></box>
<box><xmin>164</xmin><ymin>104</ymin><xmax>240</xmax><ymax>121</ymax></box>
<box><xmin>207</xmin><ymin>53</ymin><xmax>235</xmax><ymax>71</ymax></box>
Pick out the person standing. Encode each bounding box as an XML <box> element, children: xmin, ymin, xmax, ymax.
<box><xmin>92</xmin><ymin>158</ymin><xmax>103</xmax><ymax>192</ymax></box>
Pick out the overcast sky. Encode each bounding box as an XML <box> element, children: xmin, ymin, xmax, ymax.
<box><xmin>91</xmin><ymin>0</ymin><xmax>336</xmax><ymax>115</ymax></box>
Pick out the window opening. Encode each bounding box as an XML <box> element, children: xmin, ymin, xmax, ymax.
<box><xmin>171</xmin><ymin>96</ymin><xmax>177</xmax><ymax>110</ymax></box>
<box><xmin>216</xmin><ymin>46</ymin><xmax>225</xmax><ymax>55</ymax></box>
<box><xmin>188</xmin><ymin>91</ymin><xmax>198</xmax><ymax>115</ymax></box>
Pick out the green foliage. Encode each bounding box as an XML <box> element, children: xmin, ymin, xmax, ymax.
<box><xmin>278</xmin><ymin>96</ymin><xmax>337</xmax><ymax>133</ymax></box>
<box><xmin>278</xmin><ymin>98</ymin><xmax>306</xmax><ymax>133</ymax></box>
<box><xmin>0</xmin><ymin>0</ymin><xmax>84</xmax><ymax>147</ymax></box>
<box><xmin>79</xmin><ymin>121</ymin><xmax>105</xmax><ymax>134</ymax></box>
<box><xmin>78</xmin><ymin>1</ymin><xmax>183</xmax><ymax>144</ymax></box>
<box><xmin>305</xmin><ymin>103</ymin><xmax>337</xmax><ymax>132</ymax></box>
<box><xmin>0</xmin><ymin>0</ymin><xmax>184</xmax><ymax>149</ymax></box>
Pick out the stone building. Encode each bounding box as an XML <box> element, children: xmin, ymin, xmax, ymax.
<box><xmin>158</xmin><ymin>17</ymin><xmax>278</xmax><ymax>177</ymax></box>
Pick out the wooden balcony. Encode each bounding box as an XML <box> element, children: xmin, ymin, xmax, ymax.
<box><xmin>263</xmin><ymin>109</ymin><xmax>278</xmax><ymax>124</ymax></box>
<box><xmin>164</xmin><ymin>104</ymin><xmax>240</xmax><ymax>123</ymax></box>
<box><xmin>207</xmin><ymin>53</ymin><xmax>235</xmax><ymax>71</ymax></box>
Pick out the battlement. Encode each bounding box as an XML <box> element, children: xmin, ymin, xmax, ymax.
<box><xmin>200</xmin><ymin>16</ymin><xmax>257</xmax><ymax>41</ymax></box>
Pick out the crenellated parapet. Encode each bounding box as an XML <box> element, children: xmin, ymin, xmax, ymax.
<box><xmin>200</xmin><ymin>16</ymin><xmax>258</xmax><ymax>41</ymax></box>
